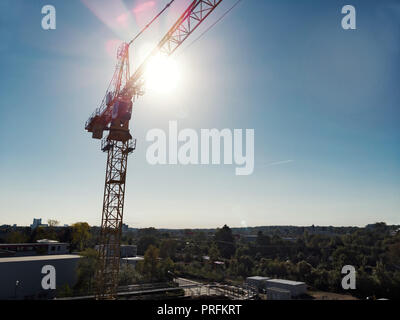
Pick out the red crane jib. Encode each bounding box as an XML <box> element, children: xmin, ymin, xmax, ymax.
<box><xmin>85</xmin><ymin>0</ymin><xmax>224</xmax><ymax>141</ymax></box>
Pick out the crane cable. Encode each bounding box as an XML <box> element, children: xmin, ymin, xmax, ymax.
<box><xmin>128</xmin><ymin>0</ymin><xmax>175</xmax><ymax>46</ymax></box>
<box><xmin>178</xmin><ymin>0</ymin><xmax>243</xmax><ymax>56</ymax></box>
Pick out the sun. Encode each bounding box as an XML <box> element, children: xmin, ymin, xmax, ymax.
<box><xmin>144</xmin><ymin>54</ymin><xmax>182</xmax><ymax>94</ymax></box>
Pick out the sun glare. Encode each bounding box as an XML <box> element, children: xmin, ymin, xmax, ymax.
<box><xmin>144</xmin><ymin>54</ymin><xmax>182</xmax><ymax>94</ymax></box>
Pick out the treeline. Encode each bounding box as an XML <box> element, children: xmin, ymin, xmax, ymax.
<box><xmin>0</xmin><ymin>222</ymin><xmax>94</xmax><ymax>252</ymax></box>
<box><xmin>117</xmin><ymin>223</ymin><xmax>400</xmax><ymax>300</ymax></box>
<box><xmin>2</xmin><ymin>222</ymin><xmax>399</xmax><ymax>299</ymax></box>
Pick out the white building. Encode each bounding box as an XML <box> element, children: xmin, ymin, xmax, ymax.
<box><xmin>30</xmin><ymin>218</ymin><xmax>42</xmax><ymax>229</ymax></box>
<box><xmin>121</xmin><ymin>256</ymin><xmax>144</xmax><ymax>268</ymax></box>
<box><xmin>265</xmin><ymin>279</ymin><xmax>307</xmax><ymax>297</ymax></box>
<box><xmin>267</xmin><ymin>287</ymin><xmax>292</xmax><ymax>300</ymax></box>
<box><xmin>120</xmin><ymin>245</ymin><xmax>137</xmax><ymax>258</ymax></box>
<box><xmin>95</xmin><ymin>244</ymin><xmax>140</xmax><ymax>268</ymax></box>
<box><xmin>0</xmin><ymin>240</ymin><xmax>70</xmax><ymax>257</ymax></box>
<box><xmin>30</xmin><ymin>218</ymin><xmax>48</xmax><ymax>229</ymax></box>
<box><xmin>245</xmin><ymin>276</ymin><xmax>270</xmax><ymax>292</ymax></box>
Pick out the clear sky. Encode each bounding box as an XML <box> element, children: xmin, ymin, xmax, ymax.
<box><xmin>0</xmin><ymin>0</ymin><xmax>399</xmax><ymax>228</ymax></box>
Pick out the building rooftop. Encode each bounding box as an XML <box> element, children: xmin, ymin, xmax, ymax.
<box><xmin>247</xmin><ymin>276</ymin><xmax>270</xmax><ymax>281</ymax></box>
<box><xmin>36</xmin><ymin>239</ymin><xmax>60</xmax><ymax>243</ymax></box>
<box><xmin>267</xmin><ymin>279</ymin><xmax>306</xmax><ymax>286</ymax></box>
<box><xmin>121</xmin><ymin>257</ymin><xmax>144</xmax><ymax>261</ymax></box>
<box><xmin>0</xmin><ymin>254</ymin><xmax>81</xmax><ymax>263</ymax></box>
<box><xmin>0</xmin><ymin>241</ymin><xmax>68</xmax><ymax>246</ymax></box>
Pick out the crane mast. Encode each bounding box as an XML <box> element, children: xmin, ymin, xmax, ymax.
<box><xmin>86</xmin><ymin>0</ymin><xmax>223</xmax><ymax>299</ymax></box>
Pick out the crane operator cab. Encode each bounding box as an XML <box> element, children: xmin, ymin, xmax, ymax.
<box><xmin>112</xmin><ymin>99</ymin><xmax>132</xmax><ymax>122</ymax></box>
<box><xmin>108</xmin><ymin>98</ymin><xmax>133</xmax><ymax>142</ymax></box>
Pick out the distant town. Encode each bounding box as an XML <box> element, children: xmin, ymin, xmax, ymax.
<box><xmin>0</xmin><ymin>219</ymin><xmax>399</xmax><ymax>300</ymax></box>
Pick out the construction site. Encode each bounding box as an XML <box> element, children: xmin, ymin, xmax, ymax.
<box><xmin>1</xmin><ymin>0</ymin><xmax>399</xmax><ymax>307</ymax></box>
<box><xmin>2</xmin><ymin>0</ymin><xmax>256</xmax><ymax>301</ymax></box>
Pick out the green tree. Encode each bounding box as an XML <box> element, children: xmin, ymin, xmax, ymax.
<box><xmin>236</xmin><ymin>255</ymin><xmax>254</xmax><ymax>277</ymax></box>
<box><xmin>119</xmin><ymin>264</ymin><xmax>141</xmax><ymax>286</ymax></box>
<box><xmin>71</xmin><ymin>222</ymin><xmax>91</xmax><ymax>251</ymax></box>
<box><xmin>74</xmin><ymin>248</ymin><xmax>99</xmax><ymax>295</ymax></box>
<box><xmin>209</xmin><ymin>243</ymin><xmax>220</xmax><ymax>261</ymax></box>
<box><xmin>194</xmin><ymin>231</ymin><xmax>207</xmax><ymax>243</ymax></box>
<box><xmin>159</xmin><ymin>239</ymin><xmax>177</xmax><ymax>259</ymax></box>
<box><xmin>31</xmin><ymin>226</ymin><xmax>58</xmax><ymax>242</ymax></box>
<box><xmin>6</xmin><ymin>231</ymin><xmax>28</xmax><ymax>243</ymax></box>
<box><xmin>139</xmin><ymin>245</ymin><xmax>160</xmax><ymax>282</ymax></box>
<box><xmin>57</xmin><ymin>284</ymin><xmax>73</xmax><ymax>298</ymax></box>
<box><xmin>47</xmin><ymin>219</ymin><xmax>59</xmax><ymax>227</ymax></box>
<box><xmin>297</xmin><ymin>260</ymin><xmax>313</xmax><ymax>281</ymax></box>
<box><xmin>137</xmin><ymin>235</ymin><xmax>158</xmax><ymax>255</ymax></box>
<box><xmin>386</xmin><ymin>242</ymin><xmax>400</xmax><ymax>267</ymax></box>
<box><xmin>214</xmin><ymin>225</ymin><xmax>236</xmax><ymax>259</ymax></box>
<box><xmin>160</xmin><ymin>257</ymin><xmax>175</xmax><ymax>281</ymax></box>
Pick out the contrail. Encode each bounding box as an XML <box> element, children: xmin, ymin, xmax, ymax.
<box><xmin>262</xmin><ymin>160</ymin><xmax>294</xmax><ymax>167</ymax></box>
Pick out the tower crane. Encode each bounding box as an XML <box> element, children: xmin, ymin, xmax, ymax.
<box><xmin>85</xmin><ymin>0</ymin><xmax>224</xmax><ymax>299</ymax></box>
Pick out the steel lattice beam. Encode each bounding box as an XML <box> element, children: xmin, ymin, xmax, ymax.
<box><xmin>123</xmin><ymin>0</ymin><xmax>223</xmax><ymax>98</ymax></box>
<box><xmin>95</xmin><ymin>139</ymin><xmax>131</xmax><ymax>299</ymax></box>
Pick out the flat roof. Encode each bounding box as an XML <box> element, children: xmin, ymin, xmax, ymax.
<box><xmin>0</xmin><ymin>242</ymin><xmax>68</xmax><ymax>246</ymax></box>
<box><xmin>121</xmin><ymin>257</ymin><xmax>144</xmax><ymax>261</ymax></box>
<box><xmin>0</xmin><ymin>254</ymin><xmax>81</xmax><ymax>263</ymax></box>
<box><xmin>247</xmin><ymin>276</ymin><xmax>270</xmax><ymax>280</ymax></box>
<box><xmin>267</xmin><ymin>279</ymin><xmax>306</xmax><ymax>286</ymax></box>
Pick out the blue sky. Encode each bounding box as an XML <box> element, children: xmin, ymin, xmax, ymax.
<box><xmin>0</xmin><ymin>0</ymin><xmax>399</xmax><ymax>228</ymax></box>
